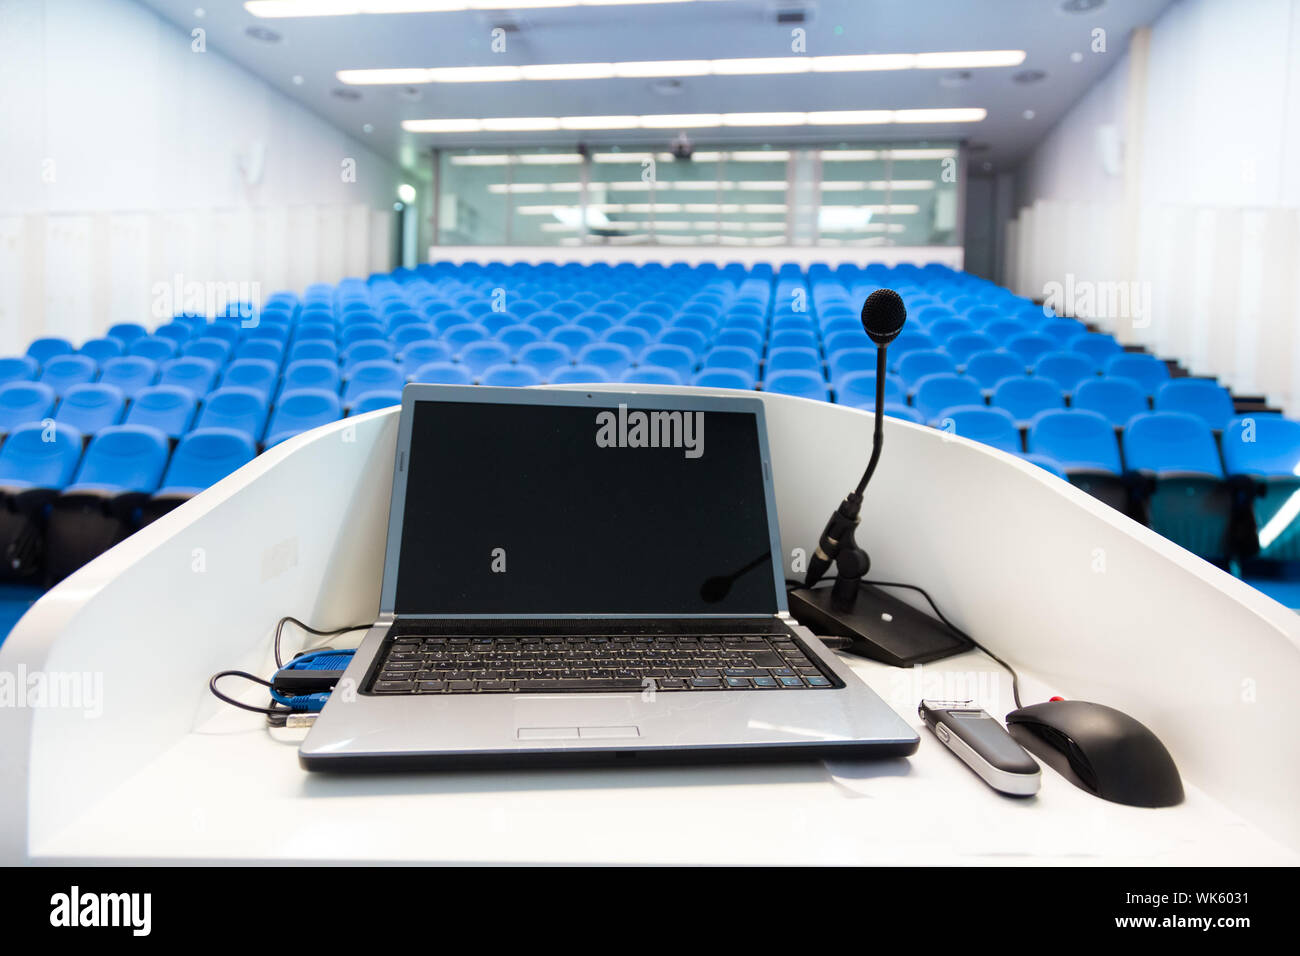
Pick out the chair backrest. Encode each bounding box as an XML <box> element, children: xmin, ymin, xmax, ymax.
<box><xmin>1004</xmin><ymin>332</ymin><xmax>1057</xmax><ymax>364</ymax></box>
<box><xmin>0</xmin><ymin>356</ymin><xmax>39</xmax><ymax>387</ymax></box>
<box><xmin>0</xmin><ymin>381</ymin><xmax>57</xmax><ymax>432</ymax></box>
<box><xmin>1026</xmin><ymin>409</ymin><xmax>1122</xmax><ymax>473</ymax></box>
<box><xmin>963</xmin><ymin>350</ymin><xmax>1023</xmax><ymax>390</ymax></box>
<box><xmin>220</xmin><ymin>358</ymin><xmax>280</xmax><ymax>398</ymax></box>
<box><xmin>1066</xmin><ymin>332</ymin><xmax>1124</xmax><ymax>369</ymax></box>
<box><xmin>158</xmin><ymin>428</ymin><xmax>258</xmax><ymax>495</ymax></box>
<box><xmin>26</xmin><ymin>337</ymin><xmax>75</xmax><ymax>365</ymax></box>
<box><xmin>943</xmin><ymin>331</ymin><xmax>998</xmax><ymax>365</ymax></box>
<box><xmin>158</xmin><ymin>357</ymin><xmax>218</xmax><ymax>400</ymax></box>
<box><xmin>1105</xmin><ymin>353</ymin><xmax>1171</xmax><ymax>395</ymax></box>
<box><xmin>692</xmin><ymin>368</ymin><xmax>756</xmax><ymax>390</ymax></box>
<box><xmin>458</xmin><ymin>341</ymin><xmax>513</xmax><ymax>376</ymax></box>
<box><xmin>703</xmin><ymin>346</ymin><xmax>760</xmax><ymax>374</ymax></box>
<box><xmin>283</xmin><ymin>359</ymin><xmax>341</xmax><ymax>395</ymax></box>
<box><xmin>1073</xmin><ymin>378</ymin><xmax>1148</xmax><ymax>427</ymax></box>
<box><xmin>638</xmin><ymin>344</ymin><xmax>696</xmax><ymax>378</ymax></box>
<box><xmin>38</xmin><ymin>355</ymin><xmax>98</xmax><ymax>396</ymax></box>
<box><xmin>620</xmin><ymin>365</ymin><xmax>682</xmax><ymax>386</ymax></box>
<box><xmin>124</xmin><ymin>386</ymin><xmax>197</xmax><ymax>439</ymax></box>
<box><xmin>71</xmin><ymin>424</ymin><xmax>171</xmax><ymax>493</ymax></box>
<box><xmin>1032</xmin><ymin>350</ymin><xmax>1097</xmax><ymax>393</ymax></box>
<box><xmin>549</xmin><ymin>365</ymin><xmax>612</xmax><ymax>384</ymax></box>
<box><xmin>896</xmin><ymin>349</ymin><xmax>957</xmax><ymax>389</ymax></box>
<box><xmin>343</xmin><ymin>361</ymin><xmax>404</xmax><ymax>403</ymax></box>
<box><xmin>350</xmin><ymin>391</ymin><xmax>402</xmax><ymax>415</ymax></box>
<box><xmin>409</xmin><ymin>361</ymin><xmax>473</xmax><ymax>385</ymax></box>
<box><xmin>264</xmin><ymin>388</ymin><xmax>343</xmax><ymax>447</ymax></box>
<box><xmin>763</xmin><ymin>370</ymin><xmax>829</xmax><ymax>401</ymax></box>
<box><xmin>1123</xmin><ymin>411</ymin><xmax>1223</xmax><ymax>477</ymax></box>
<box><xmin>194</xmin><ymin>387</ymin><xmax>270</xmax><ymax>442</ymax></box>
<box><xmin>54</xmin><ymin>383</ymin><xmax>126</xmax><ymax>435</ymax></box>
<box><xmin>0</xmin><ymin>421</ymin><xmax>84</xmax><ymax>489</ymax></box>
<box><xmin>938</xmin><ymin>405</ymin><xmax>1023</xmax><ymax>454</ymax></box>
<box><xmin>1222</xmin><ymin>415</ymin><xmax>1300</xmax><ymax>477</ymax></box>
<box><xmin>1154</xmin><ymin>378</ymin><xmax>1236</xmax><ymax>431</ymax></box>
<box><xmin>129</xmin><ymin>335</ymin><xmax>179</xmax><ymax>363</ymax></box>
<box><xmin>80</xmin><ymin>337</ymin><xmax>126</xmax><ymax>364</ymax></box>
<box><xmin>549</xmin><ymin>325</ymin><xmax>598</xmax><ymax>352</ymax></box>
<box><xmin>991</xmin><ymin>375</ymin><xmax>1065</xmax><ymax>424</ymax></box>
<box><xmin>481</xmin><ymin>364</ymin><xmax>543</xmax><ymax>387</ymax></box>
<box><xmin>834</xmin><ymin>371</ymin><xmax>905</xmax><ymax>408</ymax></box>
<box><xmin>516</xmin><ymin>341</ymin><xmax>572</xmax><ymax>377</ymax></box>
<box><xmin>912</xmin><ymin>373</ymin><xmax>983</xmax><ymax>422</ymax></box>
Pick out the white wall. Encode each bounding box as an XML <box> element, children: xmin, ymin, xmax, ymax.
<box><xmin>0</xmin><ymin>0</ymin><xmax>409</xmax><ymax>355</ymax></box>
<box><xmin>1007</xmin><ymin>0</ymin><xmax>1300</xmax><ymax>415</ymax></box>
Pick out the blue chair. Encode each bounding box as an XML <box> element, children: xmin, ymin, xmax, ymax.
<box><xmin>620</xmin><ymin>366</ymin><xmax>681</xmax><ymax>386</ymax></box>
<box><xmin>658</xmin><ymin>327</ymin><xmax>709</xmax><ymax>356</ymax></box>
<box><xmin>234</xmin><ymin>339</ymin><xmax>285</xmax><ymax>368</ymax></box>
<box><xmin>549</xmin><ymin>365</ymin><xmax>612</xmax><ymax>384</ymax></box>
<box><xmin>828</xmin><ymin>348</ymin><xmax>877</xmax><ymax>384</ymax></box>
<box><xmin>991</xmin><ymin>376</ymin><xmax>1065</xmax><ymax>426</ymax></box>
<box><xmin>339</xmin><ymin>322</ymin><xmax>386</xmax><ymax>348</ymax></box>
<box><xmin>62</xmin><ymin>424</ymin><xmax>171</xmax><ymax>497</ymax></box>
<box><xmin>765</xmin><ymin>347</ymin><xmax>822</xmax><ymax>375</ymax></box>
<box><xmin>1032</xmin><ymin>351</ymin><xmax>1097</xmax><ymax>394</ymax></box>
<box><xmin>604</xmin><ymin>327</ymin><xmax>652</xmax><ymax>352</ymax></box>
<box><xmin>702</xmin><ymin>346</ymin><xmax>760</xmax><ymax>377</ymax></box>
<box><xmin>1154</xmin><ymin>379</ymin><xmax>1236</xmax><ymax>431</ymax></box>
<box><xmin>80</xmin><ymin>337</ymin><xmax>125</xmax><ymax>364</ymax></box>
<box><xmin>1027</xmin><ymin>409</ymin><xmax>1124</xmax><ymax>493</ymax></box>
<box><xmin>0</xmin><ymin>356</ymin><xmax>38</xmax><ymax>387</ymax></box>
<box><xmin>834</xmin><ymin>372</ymin><xmax>906</xmax><ymax>409</ymax></box>
<box><xmin>912</xmin><ymin>373</ymin><xmax>983</xmax><ymax>423</ymax></box>
<box><xmin>1020</xmin><ymin>452</ymin><xmax>1069</xmax><ymax>480</ymax></box>
<box><xmin>549</xmin><ymin>325</ymin><xmax>598</xmax><ymax>352</ymax></box>
<box><xmin>182</xmin><ymin>337</ymin><xmax>233</xmax><ymax>367</ymax></box>
<box><xmin>341</xmin><ymin>340</ymin><xmax>397</xmax><ymax>373</ymax></box>
<box><xmin>1073</xmin><ymin>378</ymin><xmax>1147</xmax><ymax>428</ymax></box>
<box><xmin>26</xmin><ymin>337</ymin><xmax>74</xmax><ymax>366</ymax></box>
<box><xmin>1040</xmin><ymin>318</ymin><xmax>1089</xmax><ymax>345</ymax></box>
<box><xmin>392</xmin><ymin>324</ymin><xmax>435</xmax><ymax>350</ymax></box>
<box><xmin>343</xmin><ymin>361</ymin><xmax>404</xmax><ymax>406</ymax></box>
<box><xmin>692</xmin><ymin>368</ymin><xmax>756</xmax><ymax>390</ymax></box>
<box><xmin>294</xmin><ymin>322</ymin><xmax>338</xmax><ymax>345</ymax></box>
<box><xmin>482</xmin><ymin>364</ymin><xmax>542</xmax><ymax>387</ymax></box>
<box><xmin>0</xmin><ymin>421</ymin><xmax>83</xmax><ymax>492</ymax></box>
<box><xmin>1223</xmin><ymin>416</ymin><xmax>1300</xmax><ymax>560</ymax></box>
<box><xmin>220</xmin><ymin>359</ymin><xmax>280</xmax><ymax>400</ymax></box>
<box><xmin>638</xmin><ymin>344</ymin><xmax>696</xmax><ymax>382</ymax></box>
<box><xmin>398</xmin><ymin>341</ymin><xmax>452</xmax><ymax>377</ymax></box>
<box><xmin>1005</xmin><ymin>332</ymin><xmax>1057</xmax><ymax>365</ymax></box>
<box><xmin>443</xmin><ymin>323</ymin><xmax>489</xmax><ymax>351</ymax></box>
<box><xmin>888</xmin><ymin>330</ymin><xmax>936</xmax><ymax>367</ymax></box>
<box><xmin>350</xmin><ymin>391</ymin><xmax>402</xmax><ymax>415</ymax></box>
<box><xmin>264</xmin><ymin>389</ymin><xmax>343</xmax><ymax>448</ymax></box>
<box><xmin>38</xmin><ymin>355</ymin><xmax>98</xmax><ymax>397</ymax></box>
<box><xmin>0</xmin><ymin>381</ymin><xmax>57</xmax><ymax>434</ymax></box>
<box><xmin>764</xmin><ymin>370</ymin><xmax>830</xmax><ymax>401</ymax></box>
<box><xmin>151</xmin><ymin>428</ymin><xmax>257</xmax><ymax>504</ymax></box>
<box><xmin>575</xmin><ymin>312</ymin><xmax>615</xmax><ymax>334</ymax></box>
<box><xmin>409</xmin><ymin>362</ymin><xmax>473</xmax><ymax>385</ymax></box>
<box><xmin>715</xmin><ymin>328</ymin><xmax>764</xmax><ymax>354</ymax></box>
<box><xmin>194</xmin><ymin>387</ymin><xmax>270</xmax><ymax>443</ymax></box>
<box><xmin>54</xmin><ymin>383</ymin><xmax>125</xmax><ymax>435</ymax></box>
<box><xmin>927</xmin><ymin>318</ymin><xmax>972</xmax><ymax>343</ymax></box>
<box><xmin>497</xmin><ymin>324</ymin><xmax>544</xmax><ymax>351</ymax></box>
<box><xmin>98</xmin><ymin>357</ymin><xmax>158</xmax><ymax>400</ymax></box>
<box><xmin>896</xmin><ymin>350</ymin><xmax>957</xmax><ymax>391</ymax></box>
<box><xmin>769</xmin><ymin>329</ymin><xmax>818</xmax><ymax>351</ymax></box>
<box><xmin>458</xmin><ymin>341</ymin><xmax>513</xmax><ymax>378</ymax></box>
<box><xmin>1125</xmin><ymin>411</ymin><xmax>1231</xmax><ymax>558</ymax></box>
<box><xmin>124</xmin><ymin>385</ymin><xmax>198</xmax><ymax>439</ymax></box>
<box><xmin>1106</xmin><ymin>353</ymin><xmax>1171</xmax><ymax>396</ymax></box>
<box><xmin>1067</xmin><ymin>332</ymin><xmax>1125</xmax><ymax>371</ymax></box>
<box><xmin>936</xmin><ymin>406</ymin><xmax>1023</xmax><ymax>454</ymax></box>
<box><xmin>942</xmin><ymin>332</ymin><xmax>998</xmax><ymax>366</ymax></box>
<box><xmin>963</xmin><ymin>351</ymin><xmax>1023</xmax><ymax>391</ymax></box>
<box><xmin>516</xmin><ymin>342</ymin><xmax>572</xmax><ymax>380</ymax></box>
<box><xmin>883</xmin><ymin>403</ymin><xmax>925</xmax><ymax>424</ymax></box>
<box><xmin>107</xmin><ymin>323</ymin><xmax>148</xmax><ymax>344</ymax></box>
<box><xmin>157</xmin><ymin>357</ymin><xmax>218</xmax><ymax>400</ymax></box>
<box><xmin>288</xmin><ymin>340</ymin><xmax>338</xmax><ymax>365</ymax></box>
<box><xmin>282</xmin><ymin>359</ymin><xmax>341</xmax><ymax>397</ymax></box>
<box><xmin>129</xmin><ymin>336</ymin><xmax>179</xmax><ymax>363</ymax></box>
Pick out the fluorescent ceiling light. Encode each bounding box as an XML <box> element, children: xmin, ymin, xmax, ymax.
<box><xmin>820</xmin><ymin>180</ymin><xmax>937</xmax><ymax>190</ymax></box>
<box><xmin>516</xmin><ymin>153</ymin><xmax>583</xmax><ymax>164</ymax></box>
<box><xmin>405</xmin><ymin>111</ymin><xmax>982</xmax><ymax>134</ymax></box>
<box><xmin>248</xmin><ymin>0</ymin><xmax>711</xmax><ymax>16</ymax></box>
<box><xmin>338</xmin><ymin>50</ymin><xmax>1026</xmax><ymax>85</ymax></box>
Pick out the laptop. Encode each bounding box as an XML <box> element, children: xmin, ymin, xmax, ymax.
<box><xmin>300</xmin><ymin>384</ymin><xmax>919</xmax><ymax>770</ymax></box>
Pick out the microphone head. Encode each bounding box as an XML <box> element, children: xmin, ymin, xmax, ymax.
<box><xmin>861</xmin><ymin>288</ymin><xmax>907</xmax><ymax>347</ymax></box>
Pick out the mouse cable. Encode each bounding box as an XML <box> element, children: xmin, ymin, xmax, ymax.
<box><xmin>274</xmin><ymin>616</ymin><xmax>372</xmax><ymax>669</ymax></box>
<box><xmin>209</xmin><ymin>670</ymin><xmax>293</xmax><ymax>717</ymax></box>
<box><xmin>785</xmin><ymin>577</ymin><xmax>1023</xmax><ymax>710</ymax></box>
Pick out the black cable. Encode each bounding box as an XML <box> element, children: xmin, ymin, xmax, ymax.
<box><xmin>785</xmin><ymin>577</ymin><xmax>1023</xmax><ymax>709</ymax></box>
<box><xmin>209</xmin><ymin>670</ymin><xmax>291</xmax><ymax>717</ymax></box>
<box><xmin>274</xmin><ymin>616</ymin><xmax>371</xmax><ymax>669</ymax></box>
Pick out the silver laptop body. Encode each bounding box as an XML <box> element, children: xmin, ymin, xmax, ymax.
<box><xmin>301</xmin><ymin>384</ymin><xmax>918</xmax><ymax>770</ymax></box>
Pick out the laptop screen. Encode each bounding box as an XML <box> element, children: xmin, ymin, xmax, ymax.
<box><xmin>392</xmin><ymin>397</ymin><xmax>780</xmax><ymax>616</ymax></box>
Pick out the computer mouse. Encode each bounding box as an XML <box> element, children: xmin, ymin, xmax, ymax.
<box><xmin>1005</xmin><ymin>700</ymin><xmax>1183</xmax><ymax>807</ymax></box>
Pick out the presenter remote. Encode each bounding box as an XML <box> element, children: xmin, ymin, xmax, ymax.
<box><xmin>920</xmin><ymin>700</ymin><xmax>1041</xmax><ymax>796</ymax></box>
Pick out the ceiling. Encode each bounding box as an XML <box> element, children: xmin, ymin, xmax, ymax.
<box><xmin>137</xmin><ymin>0</ymin><xmax>1174</xmax><ymax>175</ymax></box>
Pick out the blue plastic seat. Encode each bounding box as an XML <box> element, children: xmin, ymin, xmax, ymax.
<box><xmin>98</xmin><ymin>357</ymin><xmax>158</xmax><ymax>400</ymax></box>
<box><xmin>289</xmin><ymin>337</ymin><xmax>338</xmax><ymax>363</ymax></box>
<box><xmin>281</xmin><ymin>359</ymin><xmax>341</xmax><ymax>397</ymax></box>
<box><xmin>1020</xmin><ymin>452</ymin><xmax>1068</xmax><ymax>480</ymax></box>
<box><xmin>702</xmin><ymin>346</ymin><xmax>760</xmax><ymax>377</ymax></box>
<box><xmin>1073</xmin><ymin>378</ymin><xmax>1148</xmax><ymax>428</ymax></box>
<box><xmin>1223</xmin><ymin>415</ymin><xmax>1300</xmax><ymax>559</ymax></box>
<box><xmin>1105</xmin><ymin>353</ymin><xmax>1171</xmax><ymax>396</ymax></box>
<box><xmin>912</xmin><ymin>373</ymin><xmax>984</xmax><ymax>423</ymax></box>
<box><xmin>1066</xmin><ymin>333</ymin><xmax>1124</xmax><ymax>371</ymax></box>
<box><xmin>63</xmin><ymin>424</ymin><xmax>171</xmax><ymax>496</ymax></box>
<box><xmin>392</xmin><ymin>324</ymin><xmax>435</xmax><ymax>350</ymax></box>
<box><xmin>834</xmin><ymin>372</ymin><xmax>906</xmax><ymax>409</ymax></box>
<box><xmin>482</xmin><ymin>364</ymin><xmax>542</xmax><ymax>387</ymax></box>
<box><xmin>828</xmin><ymin>348</ymin><xmax>878</xmax><ymax>385</ymax></box>
<box><xmin>1124</xmin><ymin>412</ymin><xmax>1222</xmax><ymax>477</ymax></box>
<box><xmin>764</xmin><ymin>347</ymin><xmax>821</xmax><ymax>375</ymax></box>
<box><xmin>107</xmin><ymin>323</ymin><xmax>148</xmax><ymax>344</ymax></box>
<box><xmin>497</xmin><ymin>325</ymin><xmax>544</xmax><ymax>351</ymax></box>
<box><xmin>233</xmin><ymin>339</ymin><xmax>285</xmax><ymax>368</ymax></box>
<box><xmin>692</xmin><ymin>368</ymin><xmax>756</xmax><ymax>390</ymax></box>
<box><xmin>458</xmin><ymin>341</ymin><xmax>513</xmax><ymax>378</ymax></box>
<box><xmin>620</xmin><ymin>366</ymin><xmax>682</xmax><ymax>386</ymax></box>
<box><xmin>38</xmin><ymin>355</ymin><xmax>98</xmax><ymax>397</ymax></box>
<box><xmin>883</xmin><ymin>403</ymin><xmax>925</xmax><ymax>424</ymax></box>
<box><xmin>219</xmin><ymin>359</ymin><xmax>280</xmax><ymax>400</ymax></box>
<box><xmin>342</xmin><ymin>340</ymin><xmax>397</xmax><ymax>373</ymax></box>
<box><xmin>526</xmin><ymin>311</ymin><xmax>568</xmax><ymax>335</ymax></box>
<box><xmin>927</xmin><ymin>318</ymin><xmax>972</xmax><ymax>343</ymax></box>
<box><xmin>963</xmin><ymin>350</ymin><xmax>1023</xmax><ymax>391</ymax></box>
<box><xmin>657</xmin><ymin>327</ymin><xmax>709</xmax><ymax>357</ymax></box>
<box><xmin>343</xmin><ymin>361</ymin><xmax>404</xmax><ymax>406</ymax></box>
<box><xmin>715</xmin><ymin>328</ymin><xmax>764</xmax><ymax>354</ymax></box>
<box><xmin>339</xmin><ymin>322</ymin><xmax>386</xmax><ymax>348</ymax></box>
<box><xmin>54</xmin><ymin>383</ymin><xmax>125</xmax><ymax>435</ymax></box>
<box><xmin>638</xmin><ymin>344</ymin><xmax>696</xmax><ymax>382</ymax></box>
<box><xmin>0</xmin><ymin>356</ymin><xmax>38</xmax><ymax>387</ymax></box>
<box><xmin>769</xmin><ymin>329</ymin><xmax>818</xmax><ymax>351</ymax></box>
<box><xmin>194</xmin><ymin>387</ymin><xmax>270</xmax><ymax>443</ymax></box>
<box><xmin>157</xmin><ymin>357</ymin><xmax>218</xmax><ymax>400</ymax></box>
<box><xmin>154</xmin><ymin>428</ymin><xmax>257</xmax><ymax>498</ymax></box>
<box><xmin>0</xmin><ymin>421</ymin><xmax>84</xmax><ymax>492</ymax></box>
<box><xmin>937</xmin><ymin>406</ymin><xmax>1023</xmax><ymax>454</ymax></box>
<box><xmin>395</xmin><ymin>341</ymin><xmax>450</xmax><ymax>377</ymax></box>
<box><xmin>603</xmin><ymin>327</ymin><xmax>652</xmax><ymax>352</ymax></box>
<box><xmin>409</xmin><ymin>361</ymin><xmax>473</xmax><ymax>385</ymax></box>
<box><xmin>888</xmin><ymin>330</ymin><xmax>936</xmax><ymax>368</ymax></box>
<box><xmin>516</xmin><ymin>342</ymin><xmax>572</xmax><ymax>380</ymax></box>
<box><xmin>549</xmin><ymin>325</ymin><xmax>598</xmax><ymax>352</ymax></box>
<box><xmin>1154</xmin><ymin>379</ymin><xmax>1236</xmax><ymax>431</ymax></box>
<box><xmin>764</xmin><ymin>370</ymin><xmax>830</xmax><ymax>401</ymax></box>
<box><xmin>443</xmin><ymin>323</ymin><xmax>489</xmax><ymax>351</ymax></box>
<box><xmin>1005</xmin><ymin>332</ymin><xmax>1057</xmax><ymax>365</ymax></box>
<box><xmin>575</xmin><ymin>312</ymin><xmax>615</xmax><ymax>334</ymax></box>
<box><xmin>80</xmin><ymin>337</ymin><xmax>125</xmax><ymax>364</ymax></box>
<box><xmin>896</xmin><ymin>350</ymin><xmax>957</xmax><ymax>390</ymax></box>
<box><xmin>350</xmin><ymin>391</ymin><xmax>402</xmax><ymax>415</ymax></box>
<box><xmin>124</xmin><ymin>386</ymin><xmax>197</xmax><ymax>439</ymax></box>
<box><xmin>573</xmin><ymin>343</ymin><xmax>631</xmax><ymax>378</ymax></box>
<box><xmin>182</xmin><ymin>337</ymin><xmax>233</xmax><ymax>367</ymax></box>
<box><xmin>1026</xmin><ymin>409</ymin><xmax>1122</xmax><ymax>474</ymax></box>
<box><xmin>0</xmin><ymin>381</ymin><xmax>57</xmax><ymax>434</ymax></box>
<box><xmin>264</xmin><ymin>389</ymin><xmax>343</xmax><ymax>448</ymax></box>
<box><xmin>991</xmin><ymin>376</ymin><xmax>1065</xmax><ymax>425</ymax></box>
<box><xmin>26</xmin><ymin>337</ymin><xmax>74</xmax><ymax>366</ymax></box>
<box><xmin>549</xmin><ymin>365</ymin><xmax>612</xmax><ymax>384</ymax></box>
<box><xmin>943</xmin><ymin>332</ymin><xmax>998</xmax><ymax>366</ymax></box>
<box><xmin>1040</xmin><ymin>318</ymin><xmax>1089</xmax><ymax>345</ymax></box>
<box><xmin>1032</xmin><ymin>351</ymin><xmax>1097</xmax><ymax>394</ymax></box>
<box><xmin>129</xmin><ymin>335</ymin><xmax>180</xmax><ymax>363</ymax></box>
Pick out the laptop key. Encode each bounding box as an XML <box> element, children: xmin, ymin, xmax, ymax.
<box><xmin>417</xmin><ymin>680</ymin><xmax>447</xmax><ymax>692</ymax></box>
<box><xmin>448</xmin><ymin>680</ymin><xmax>475</xmax><ymax>692</ymax></box>
<box><xmin>690</xmin><ymin>678</ymin><xmax>722</xmax><ymax>688</ymax></box>
<box><xmin>373</xmin><ymin>680</ymin><xmax>415</xmax><ymax>693</ymax></box>
<box><xmin>478</xmin><ymin>681</ymin><xmax>513</xmax><ymax>692</ymax></box>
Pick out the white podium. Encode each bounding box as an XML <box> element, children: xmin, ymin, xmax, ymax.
<box><xmin>2</xmin><ymin>387</ymin><xmax>1297</xmax><ymax>865</ymax></box>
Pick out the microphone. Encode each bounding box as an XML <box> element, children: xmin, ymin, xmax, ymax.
<box><xmin>802</xmin><ymin>289</ymin><xmax>908</xmax><ymax>597</ymax></box>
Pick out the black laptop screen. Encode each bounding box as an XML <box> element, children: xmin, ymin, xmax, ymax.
<box><xmin>393</xmin><ymin>399</ymin><xmax>779</xmax><ymax>616</ymax></box>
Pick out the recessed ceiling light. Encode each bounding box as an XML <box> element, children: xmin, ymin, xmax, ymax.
<box><xmin>245</xmin><ymin>25</ymin><xmax>282</xmax><ymax>42</ymax></box>
<box><xmin>1022</xmin><ymin>109</ymin><xmax>1036</xmax><ymax>119</ymax></box>
<box><xmin>1070</xmin><ymin>51</ymin><xmax>1084</xmax><ymax>63</ymax></box>
<box><xmin>337</xmin><ymin>50</ymin><xmax>1026</xmax><ymax>86</ymax></box>
<box><xmin>649</xmin><ymin>78</ymin><xmax>686</xmax><ymax>96</ymax></box>
<box><xmin>291</xmin><ymin>74</ymin><xmax>304</xmax><ymax>85</ymax></box>
<box><xmin>1013</xmin><ymin>69</ymin><xmax>1047</xmax><ymax>84</ymax></box>
<box><xmin>939</xmin><ymin>71</ymin><xmax>972</xmax><ymax>88</ymax></box>
<box><xmin>362</xmin><ymin>123</ymin><xmax>374</xmax><ymax>133</ymax></box>
<box><xmin>403</xmin><ymin>109</ymin><xmax>985</xmax><ymax>133</ymax></box>
<box><xmin>331</xmin><ymin>87</ymin><xmax>362</xmax><ymax>101</ymax></box>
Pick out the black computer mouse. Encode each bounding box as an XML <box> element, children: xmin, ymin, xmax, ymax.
<box><xmin>1005</xmin><ymin>700</ymin><xmax>1184</xmax><ymax>807</ymax></box>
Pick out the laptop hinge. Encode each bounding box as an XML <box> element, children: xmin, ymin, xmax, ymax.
<box><xmin>377</xmin><ymin>612</ymin><xmax>397</xmax><ymax>625</ymax></box>
<box><xmin>775</xmin><ymin>611</ymin><xmax>793</xmax><ymax>621</ymax></box>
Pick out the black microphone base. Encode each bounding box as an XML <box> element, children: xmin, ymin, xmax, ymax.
<box><xmin>788</xmin><ymin>583</ymin><xmax>973</xmax><ymax>668</ymax></box>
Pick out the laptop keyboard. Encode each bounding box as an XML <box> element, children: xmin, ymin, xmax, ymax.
<box><xmin>366</xmin><ymin>632</ymin><xmax>837</xmax><ymax>695</ymax></box>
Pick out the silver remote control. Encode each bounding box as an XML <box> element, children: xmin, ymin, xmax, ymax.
<box><xmin>920</xmin><ymin>700</ymin><xmax>1041</xmax><ymax>796</ymax></box>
